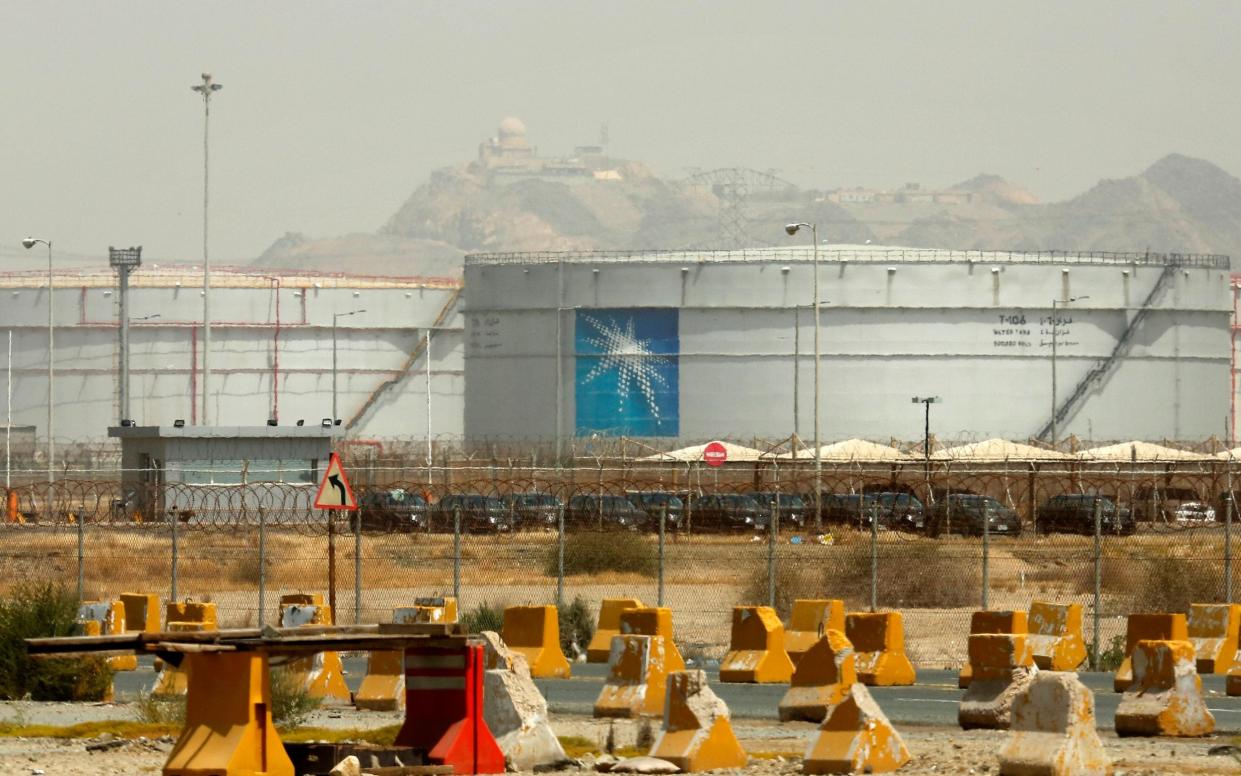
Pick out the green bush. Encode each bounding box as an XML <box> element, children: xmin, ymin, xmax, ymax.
<box><xmin>558</xmin><ymin>596</ymin><xmax>595</xmax><ymax>658</ymax></box>
<box><xmin>0</xmin><ymin>582</ymin><xmax>113</xmax><ymax>701</ymax></box>
<box><xmin>460</xmin><ymin>601</ymin><xmax>506</xmax><ymax>634</ymax></box>
<box><xmin>270</xmin><ymin>666</ymin><xmax>321</xmax><ymax>728</ymax></box>
<box><xmin>1086</xmin><ymin>634</ymin><xmax>1127</xmax><ymax>672</ymax></box>
<box><xmin>545</xmin><ymin>531</ymin><xmax>656</xmax><ymax>577</ymax></box>
<box><xmin>134</xmin><ymin>690</ymin><xmax>187</xmax><ymax>725</ymax></box>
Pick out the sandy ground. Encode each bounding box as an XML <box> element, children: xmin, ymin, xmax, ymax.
<box><xmin>1</xmin><ymin>702</ymin><xmax>1239</xmax><ymax>776</ymax></box>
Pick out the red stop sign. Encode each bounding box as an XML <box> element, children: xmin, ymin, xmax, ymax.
<box><xmin>703</xmin><ymin>441</ymin><xmax>728</xmax><ymax>467</ymax></box>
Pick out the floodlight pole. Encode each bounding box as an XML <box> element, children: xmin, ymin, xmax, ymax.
<box><xmin>192</xmin><ymin>74</ymin><xmax>222</xmax><ymax>425</ymax></box>
<box><xmin>110</xmin><ymin>247</ymin><xmax>142</xmax><ymax>423</ymax></box>
<box><xmin>332</xmin><ymin>309</ymin><xmax>366</xmax><ymax>423</ymax></box>
<box><xmin>912</xmin><ymin>396</ymin><xmax>941</xmax><ymax>500</ymax></box>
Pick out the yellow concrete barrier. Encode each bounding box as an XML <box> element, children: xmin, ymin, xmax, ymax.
<box><xmin>958</xmin><ymin>633</ymin><xmax>1036</xmax><ymax>730</ymax></box>
<box><xmin>1187</xmin><ymin>602</ymin><xmax>1241</xmax><ymax>675</ymax></box>
<box><xmin>279</xmin><ymin>593</ymin><xmax>351</xmax><ymax>702</ymax></box>
<box><xmin>587</xmin><ymin>597</ymin><xmax>644</xmax><ymax>663</ymax></box>
<box><xmin>154</xmin><ymin>600</ymin><xmax>219</xmax><ymax>696</ymax></box>
<box><xmin>77</xmin><ymin>600</ymin><xmax>136</xmax><ymax>691</ymax></box>
<box><xmin>356</xmin><ymin>601</ymin><xmax>458</xmax><ymax>712</ymax></box>
<box><xmin>958</xmin><ymin>610</ymin><xmax>1027</xmax><ymax>689</ymax></box>
<box><xmin>395</xmin><ymin>596</ymin><xmax>460</xmax><ymax>625</ymax></box>
<box><xmin>719</xmin><ymin>606</ymin><xmax>794</xmax><ymax>684</ymax></box>
<box><xmin>163</xmin><ymin>652</ymin><xmax>294</xmax><ymax>776</ymax></box>
<box><xmin>119</xmin><ymin>592</ymin><xmax>160</xmax><ymax>633</ymax></box>
<box><xmin>501</xmin><ymin>605</ymin><xmax>571</xmax><ymax>679</ymax></box>
<box><xmin>997</xmin><ymin>671</ymin><xmax>1111</xmax><ymax>776</ymax></box>
<box><xmin>778</xmin><ymin>629</ymin><xmax>856</xmax><ymax>722</ymax></box>
<box><xmin>846</xmin><ymin>612</ymin><xmax>916</xmax><ymax>687</ymax></box>
<box><xmin>1114</xmin><ymin>639</ymin><xmax>1214</xmax><ymax>737</ymax></box>
<box><xmin>593</xmin><ymin>634</ymin><xmax>675</xmax><ymax>718</ymax></box>
<box><xmin>1113</xmin><ymin>613</ymin><xmax>1188</xmax><ymax>692</ymax></box>
<box><xmin>619</xmin><ymin>606</ymin><xmax>685</xmax><ymax>665</ymax></box>
<box><xmin>1027</xmin><ymin>601</ymin><xmax>1088</xmax><ymax>672</ymax></box>
<box><xmin>649</xmin><ymin>670</ymin><xmax>747</xmax><ymax>772</ymax></box>
<box><xmin>802</xmin><ymin>683</ymin><xmax>910</xmax><ymax>774</ymax></box>
<box><xmin>784</xmin><ymin>599</ymin><xmax>846</xmax><ymax>666</ymax></box>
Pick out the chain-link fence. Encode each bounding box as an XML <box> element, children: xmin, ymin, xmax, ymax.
<box><xmin>2</xmin><ymin>460</ymin><xmax>1237</xmax><ymax>668</ymax></box>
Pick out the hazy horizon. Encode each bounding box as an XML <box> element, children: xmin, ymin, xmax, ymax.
<box><xmin>1</xmin><ymin>0</ymin><xmax>1238</xmax><ymax>264</ymax></box>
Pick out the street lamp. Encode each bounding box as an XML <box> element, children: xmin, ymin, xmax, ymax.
<box><xmin>792</xmin><ymin>300</ymin><xmax>830</xmax><ymax>454</ymax></box>
<box><xmin>332</xmin><ymin>309</ymin><xmax>366</xmax><ymax>422</ymax></box>
<box><xmin>785</xmin><ymin>222</ymin><xmax>822</xmax><ymax>527</ymax></box>
<box><xmin>912</xmin><ymin>396</ymin><xmax>941</xmax><ymax>507</ymax></box>
<box><xmin>1049</xmin><ymin>295</ymin><xmax>1089</xmax><ymax>447</ymax></box>
<box><xmin>109</xmin><ymin>246</ymin><xmax>142</xmax><ymax>424</ymax></box>
<box><xmin>191</xmin><ymin>73</ymin><xmax>223</xmax><ymax>425</ymax></box>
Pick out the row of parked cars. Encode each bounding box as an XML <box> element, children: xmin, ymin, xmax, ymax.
<box><xmin>349</xmin><ymin>485</ymin><xmax>1229</xmax><ymax>536</ymax></box>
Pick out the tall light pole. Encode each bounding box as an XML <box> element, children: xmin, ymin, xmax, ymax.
<box><xmin>786</xmin><ymin>223</ymin><xmax>822</xmax><ymax>527</ymax></box>
<box><xmin>192</xmin><ymin>73</ymin><xmax>222</xmax><ymax>425</ymax></box>
<box><xmin>332</xmin><ymin>309</ymin><xmax>366</xmax><ymax>422</ymax></box>
<box><xmin>912</xmin><ymin>396</ymin><xmax>941</xmax><ymax>506</ymax></box>
<box><xmin>1049</xmin><ymin>295</ymin><xmax>1089</xmax><ymax>447</ymax></box>
<box><xmin>425</xmin><ymin>327</ymin><xmax>433</xmax><ymax>466</ymax></box>
<box><xmin>109</xmin><ymin>246</ymin><xmax>142</xmax><ymax>423</ymax></box>
<box><xmin>21</xmin><ymin>238</ymin><xmax>54</xmax><ymax>483</ymax></box>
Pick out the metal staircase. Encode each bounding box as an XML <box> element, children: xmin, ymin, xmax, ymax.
<box><xmin>1036</xmin><ymin>262</ymin><xmax>1177</xmax><ymax>441</ymax></box>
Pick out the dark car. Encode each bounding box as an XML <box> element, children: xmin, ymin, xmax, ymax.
<box><xmin>507</xmin><ymin>492</ymin><xmax>563</xmax><ymax>529</ymax></box>
<box><xmin>626</xmin><ymin>492</ymin><xmax>684</xmax><ymax>530</ymax></box>
<box><xmin>872</xmin><ymin>492</ymin><xmax>925</xmax><ymax>532</ymax></box>
<box><xmin>566</xmin><ymin>495</ymin><xmax>649</xmax><ymax>530</ymax></box>
<box><xmin>820</xmin><ymin>493</ymin><xmax>887</xmax><ymax>528</ymax></box>
<box><xmin>926</xmin><ymin>494</ymin><xmax>1022</xmax><ymax>537</ymax></box>
<box><xmin>692</xmin><ymin>494</ymin><xmax>766</xmax><ymax>531</ymax></box>
<box><xmin>349</xmin><ymin>487</ymin><xmax>428</xmax><ymax>532</ymax></box>
<box><xmin>434</xmin><ymin>494</ymin><xmax>515</xmax><ymax>533</ymax></box>
<box><xmin>1036</xmin><ymin>494</ymin><xmax>1134</xmax><ymax>535</ymax></box>
<box><xmin>1132</xmin><ymin>486</ymin><xmax>1202</xmax><ymax>523</ymax></box>
<box><xmin>746</xmin><ymin>492</ymin><xmax>809</xmax><ymax>528</ymax></box>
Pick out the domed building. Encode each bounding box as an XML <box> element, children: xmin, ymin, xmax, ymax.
<box><xmin>477</xmin><ymin>116</ymin><xmax>536</xmax><ymax>170</ymax></box>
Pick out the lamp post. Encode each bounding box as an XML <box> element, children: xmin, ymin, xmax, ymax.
<box><xmin>109</xmin><ymin>246</ymin><xmax>143</xmax><ymax>423</ymax></box>
<box><xmin>21</xmin><ymin>238</ymin><xmax>54</xmax><ymax>483</ymax></box>
<box><xmin>191</xmin><ymin>73</ymin><xmax>222</xmax><ymax>425</ymax></box>
<box><xmin>332</xmin><ymin>309</ymin><xmax>366</xmax><ymax>422</ymax></box>
<box><xmin>786</xmin><ymin>223</ymin><xmax>822</xmax><ymax>527</ymax></box>
<box><xmin>1049</xmin><ymin>295</ymin><xmax>1089</xmax><ymax>447</ymax></box>
<box><xmin>912</xmin><ymin>396</ymin><xmax>941</xmax><ymax>504</ymax></box>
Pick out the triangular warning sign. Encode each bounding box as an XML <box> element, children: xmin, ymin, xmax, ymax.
<box><xmin>314</xmin><ymin>452</ymin><xmax>357</xmax><ymax>510</ymax></box>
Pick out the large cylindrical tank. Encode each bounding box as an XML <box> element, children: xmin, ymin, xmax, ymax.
<box><xmin>463</xmin><ymin>246</ymin><xmax>1231</xmax><ymax>444</ymax></box>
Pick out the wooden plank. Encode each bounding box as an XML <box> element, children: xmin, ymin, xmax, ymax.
<box><xmin>27</xmin><ymin>625</ymin><xmax>465</xmax><ymax>657</ymax></box>
<box><xmin>377</xmin><ymin>623</ymin><xmax>457</xmax><ymax>636</ymax></box>
<box><xmin>366</xmin><ymin>766</ymin><xmax>455</xmax><ymax>776</ymax></box>
<box><xmin>152</xmin><ymin>641</ymin><xmax>237</xmax><ymax>653</ymax></box>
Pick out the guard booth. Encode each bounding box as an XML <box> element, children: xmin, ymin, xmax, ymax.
<box><xmin>107</xmin><ymin>425</ymin><xmax>339</xmax><ymax>523</ymax></box>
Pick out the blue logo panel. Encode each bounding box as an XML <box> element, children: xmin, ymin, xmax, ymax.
<box><xmin>574</xmin><ymin>309</ymin><xmax>679</xmax><ymax>437</ymax></box>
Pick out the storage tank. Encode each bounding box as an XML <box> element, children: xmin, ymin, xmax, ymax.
<box><xmin>462</xmin><ymin>246</ymin><xmax>1231</xmax><ymax>446</ymax></box>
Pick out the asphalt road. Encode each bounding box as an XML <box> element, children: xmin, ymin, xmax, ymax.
<box><xmin>115</xmin><ymin>657</ymin><xmax>1241</xmax><ymax>733</ymax></box>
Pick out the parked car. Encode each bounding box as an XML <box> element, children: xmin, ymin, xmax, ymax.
<box><xmin>1036</xmin><ymin>494</ymin><xmax>1135</xmax><ymax>535</ymax></box>
<box><xmin>746</xmin><ymin>492</ymin><xmax>809</xmax><ymax>528</ymax></box>
<box><xmin>433</xmin><ymin>494</ymin><xmax>515</xmax><ymax>533</ymax></box>
<box><xmin>349</xmin><ymin>487</ymin><xmax>429</xmax><ymax>532</ymax></box>
<box><xmin>926</xmin><ymin>494</ymin><xmax>1022</xmax><ymax>537</ymax></box>
<box><xmin>565</xmin><ymin>494</ymin><xmax>649</xmax><ymax>530</ymax></box>
<box><xmin>692</xmin><ymin>494</ymin><xmax>766</xmax><ymax>531</ymax></box>
<box><xmin>626</xmin><ymin>492</ymin><xmax>685</xmax><ymax>530</ymax></box>
<box><xmin>506</xmin><ymin>492</ymin><xmax>563</xmax><ymax>529</ymax></box>
<box><xmin>1175</xmin><ymin>501</ymin><xmax>1217</xmax><ymax>523</ymax></box>
<box><xmin>871</xmin><ymin>491</ymin><xmax>925</xmax><ymax>532</ymax></box>
<box><xmin>1132</xmin><ymin>486</ymin><xmax>1202</xmax><ymax>522</ymax></box>
<box><xmin>820</xmin><ymin>493</ymin><xmax>886</xmax><ymax>528</ymax></box>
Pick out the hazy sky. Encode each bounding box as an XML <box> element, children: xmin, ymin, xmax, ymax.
<box><xmin>1</xmin><ymin>1</ymin><xmax>1238</xmax><ymax>264</ymax></box>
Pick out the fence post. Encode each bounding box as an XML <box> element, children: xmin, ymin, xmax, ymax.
<box><xmin>556</xmin><ymin>504</ymin><xmax>565</xmax><ymax>607</ymax></box>
<box><xmin>1227</xmin><ymin>465</ymin><xmax>1234</xmax><ymax>604</ymax></box>
<box><xmin>453</xmin><ymin>506</ymin><xmax>461</xmax><ymax>602</ymax></box>
<box><xmin>75</xmin><ymin>487</ymin><xmax>85</xmax><ymax>604</ymax></box>
<box><xmin>327</xmin><ymin>511</ymin><xmax>337</xmax><ymax>619</ymax></box>
<box><xmin>767</xmin><ymin>503</ymin><xmax>777</xmax><ymax>609</ymax></box>
<box><xmin>658</xmin><ymin>504</ymin><xmax>666</xmax><ymax>607</ymax></box>
<box><xmin>870</xmin><ymin>499</ymin><xmax>878</xmax><ymax>612</ymax></box>
<box><xmin>257</xmin><ymin>506</ymin><xmax>266</xmax><ymax>627</ymax></box>
<box><xmin>354</xmin><ymin>508</ymin><xmax>362</xmax><ymax>624</ymax></box>
<box><xmin>981</xmin><ymin>500</ymin><xmax>990</xmax><ymax>611</ymax></box>
<box><xmin>170</xmin><ymin>497</ymin><xmax>179</xmax><ymax>602</ymax></box>
<box><xmin>1091</xmin><ymin>497</ymin><xmax>1102</xmax><ymax>670</ymax></box>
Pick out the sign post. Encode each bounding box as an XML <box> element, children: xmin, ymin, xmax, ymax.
<box><xmin>703</xmin><ymin>441</ymin><xmax>728</xmax><ymax>468</ymax></box>
<box><xmin>314</xmin><ymin>453</ymin><xmax>357</xmax><ymax>621</ymax></box>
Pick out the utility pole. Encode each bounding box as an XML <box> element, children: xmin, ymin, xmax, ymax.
<box><xmin>192</xmin><ymin>73</ymin><xmax>222</xmax><ymax>425</ymax></box>
<box><xmin>109</xmin><ymin>247</ymin><xmax>142</xmax><ymax>423</ymax></box>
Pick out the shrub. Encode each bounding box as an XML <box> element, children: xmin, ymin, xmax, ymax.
<box><xmin>270</xmin><ymin>666</ymin><xmax>321</xmax><ymax>728</ymax></box>
<box><xmin>1086</xmin><ymin>634</ymin><xmax>1126</xmax><ymax>672</ymax></box>
<box><xmin>134</xmin><ymin>690</ymin><xmax>186</xmax><ymax>725</ymax></box>
<box><xmin>1096</xmin><ymin>551</ymin><xmax>1220</xmax><ymax>613</ymax></box>
<box><xmin>545</xmin><ymin>531</ymin><xmax>656</xmax><ymax>578</ymax></box>
<box><xmin>558</xmin><ymin>596</ymin><xmax>595</xmax><ymax>659</ymax></box>
<box><xmin>460</xmin><ymin>601</ymin><xmax>506</xmax><ymax>634</ymax></box>
<box><xmin>0</xmin><ymin>582</ymin><xmax>113</xmax><ymax>701</ymax></box>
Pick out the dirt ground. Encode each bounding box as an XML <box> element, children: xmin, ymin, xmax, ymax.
<box><xmin>1</xmin><ymin>706</ymin><xmax>1238</xmax><ymax>776</ymax></box>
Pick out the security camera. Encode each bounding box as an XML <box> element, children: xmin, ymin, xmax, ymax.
<box><xmin>784</xmin><ymin>224</ymin><xmax>800</xmax><ymax>236</ymax></box>
<box><xmin>21</xmin><ymin>238</ymin><xmax>37</xmax><ymax>249</ymax></box>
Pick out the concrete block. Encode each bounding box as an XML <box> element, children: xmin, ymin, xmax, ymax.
<box><xmin>1187</xmin><ymin>602</ymin><xmax>1241</xmax><ymax>675</ymax></box>
<box><xmin>595</xmin><ymin>634</ymin><xmax>682</xmax><ymax>718</ymax></box>
<box><xmin>588</xmin><ymin>598</ymin><xmax>644</xmax><ymax>663</ymax></box>
<box><xmin>502</xmin><ymin>605</ymin><xmax>571</xmax><ymax>679</ymax></box>
<box><xmin>785</xmin><ymin>599</ymin><xmax>846</xmax><ymax>665</ymax></box>
<box><xmin>719</xmin><ymin>606</ymin><xmax>794</xmax><ymax>683</ymax></box>
<box><xmin>484</xmin><ymin>644</ymin><xmax>569</xmax><ymax>771</ymax></box>
<box><xmin>802</xmin><ymin>683</ymin><xmax>910</xmax><ymax>774</ymax></box>
<box><xmin>779</xmin><ymin>629</ymin><xmax>856</xmax><ymax>722</ymax></box>
<box><xmin>997</xmin><ymin>671</ymin><xmax>1111</xmax><ymax>776</ymax></box>
<box><xmin>1113</xmin><ymin>613</ymin><xmax>1187</xmax><ymax>692</ymax></box>
<box><xmin>959</xmin><ymin>634</ymin><xmax>1037</xmax><ymax>730</ymax></box>
<box><xmin>279</xmin><ymin>594</ymin><xmax>351</xmax><ymax>703</ymax></box>
<box><xmin>620</xmin><ymin>607</ymin><xmax>685</xmax><ymax>668</ymax></box>
<box><xmin>1027</xmin><ymin>601</ymin><xmax>1087</xmax><ymax>673</ymax></box>
<box><xmin>1115</xmin><ymin>639</ymin><xmax>1214</xmax><ymax>737</ymax></box>
<box><xmin>119</xmin><ymin>592</ymin><xmax>160</xmax><ymax>633</ymax></box>
<box><xmin>649</xmin><ymin>670</ymin><xmax>747</xmax><ymax>772</ymax></box>
<box><xmin>846</xmin><ymin>612</ymin><xmax>916</xmax><ymax>687</ymax></box>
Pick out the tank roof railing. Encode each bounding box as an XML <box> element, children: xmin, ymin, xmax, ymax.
<box><xmin>465</xmin><ymin>247</ymin><xmax>1230</xmax><ymax>270</ymax></box>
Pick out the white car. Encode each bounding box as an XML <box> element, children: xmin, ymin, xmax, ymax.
<box><xmin>1175</xmin><ymin>502</ymin><xmax>1216</xmax><ymax>522</ymax></box>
